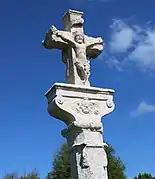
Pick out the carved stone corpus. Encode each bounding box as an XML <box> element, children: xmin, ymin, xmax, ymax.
<box><xmin>42</xmin><ymin>9</ymin><xmax>103</xmax><ymax>86</ymax></box>
<box><xmin>45</xmin><ymin>83</ymin><xmax>115</xmax><ymax>179</ymax></box>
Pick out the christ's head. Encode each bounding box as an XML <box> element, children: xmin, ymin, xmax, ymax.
<box><xmin>74</xmin><ymin>32</ymin><xmax>84</xmax><ymax>44</ymax></box>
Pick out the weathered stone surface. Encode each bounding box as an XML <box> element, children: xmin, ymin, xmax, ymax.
<box><xmin>43</xmin><ymin>9</ymin><xmax>115</xmax><ymax>179</ymax></box>
<box><xmin>42</xmin><ymin>9</ymin><xmax>103</xmax><ymax>86</ymax></box>
<box><xmin>45</xmin><ymin>83</ymin><xmax>115</xmax><ymax>179</ymax></box>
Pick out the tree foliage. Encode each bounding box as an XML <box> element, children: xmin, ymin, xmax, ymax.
<box><xmin>47</xmin><ymin>142</ymin><xmax>126</xmax><ymax>179</ymax></box>
<box><xmin>105</xmin><ymin>143</ymin><xmax>126</xmax><ymax>179</ymax></box>
<box><xmin>3</xmin><ymin>173</ymin><xmax>19</xmax><ymax>179</ymax></box>
<box><xmin>3</xmin><ymin>171</ymin><xmax>40</xmax><ymax>179</ymax></box>
<box><xmin>46</xmin><ymin>143</ymin><xmax>71</xmax><ymax>179</ymax></box>
<box><xmin>134</xmin><ymin>173</ymin><xmax>155</xmax><ymax>179</ymax></box>
<box><xmin>3</xmin><ymin>147</ymin><xmax>155</xmax><ymax>179</ymax></box>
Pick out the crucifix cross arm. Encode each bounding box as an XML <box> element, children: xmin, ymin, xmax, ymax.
<box><xmin>42</xmin><ymin>25</ymin><xmax>71</xmax><ymax>51</ymax></box>
<box><xmin>85</xmin><ymin>35</ymin><xmax>104</xmax><ymax>59</ymax></box>
<box><xmin>56</xmin><ymin>31</ymin><xmax>76</xmax><ymax>47</ymax></box>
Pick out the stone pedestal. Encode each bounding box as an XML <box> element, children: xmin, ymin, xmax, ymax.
<box><xmin>45</xmin><ymin>83</ymin><xmax>115</xmax><ymax>179</ymax></box>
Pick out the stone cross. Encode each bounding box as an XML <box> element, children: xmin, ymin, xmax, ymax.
<box><xmin>43</xmin><ymin>10</ymin><xmax>115</xmax><ymax>179</ymax></box>
<box><xmin>42</xmin><ymin>10</ymin><xmax>103</xmax><ymax>86</ymax></box>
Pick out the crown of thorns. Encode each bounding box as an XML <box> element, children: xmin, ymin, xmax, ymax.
<box><xmin>73</xmin><ymin>31</ymin><xmax>84</xmax><ymax>37</ymax></box>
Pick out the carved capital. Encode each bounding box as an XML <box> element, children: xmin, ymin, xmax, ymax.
<box><xmin>45</xmin><ymin>83</ymin><xmax>115</xmax><ymax>127</ymax></box>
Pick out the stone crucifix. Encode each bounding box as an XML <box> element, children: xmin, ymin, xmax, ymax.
<box><xmin>42</xmin><ymin>9</ymin><xmax>103</xmax><ymax>86</ymax></box>
<box><xmin>43</xmin><ymin>9</ymin><xmax>115</xmax><ymax>179</ymax></box>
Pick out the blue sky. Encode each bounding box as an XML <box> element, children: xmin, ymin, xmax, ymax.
<box><xmin>0</xmin><ymin>0</ymin><xmax>155</xmax><ymax>178</ymax></box>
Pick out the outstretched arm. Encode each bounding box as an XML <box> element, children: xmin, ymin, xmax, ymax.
<box><xmin>86</xmin><ymin>37</ymin><xmax>103</xmax><ymax>48</ymax></box>
<box><xmin>56</xmin><ymin>31</ymin><xmax>76</xmax><ymax>47</ymax></box>
<box><xmin>85</xmin><ymin>36</ymin><xmax>103</xmax><ymax>59</ymax></box>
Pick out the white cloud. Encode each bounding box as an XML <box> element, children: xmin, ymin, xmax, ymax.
<box><xmin>104</xmin><ymin>54</ymin><xmax>124</xmax><ymax>71</ymax></box>
<box><xmin>109</xmin><ymin>19</ymin><xmax>135</xmax><ymax>53</ymax></box>
<box><xmin>106</xmin><ymin>19</ymin><xmax>155</xmax><ymax>72</ymax></box>
<box><xmin>130</xmin><ymin>101</ymin><xmax>155</xmax><ymax>118</ymax></box>
<box><xmin>129</xmin><ymin>29</ymin><xmax>155</xmax><ymax>71</ymax></box>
